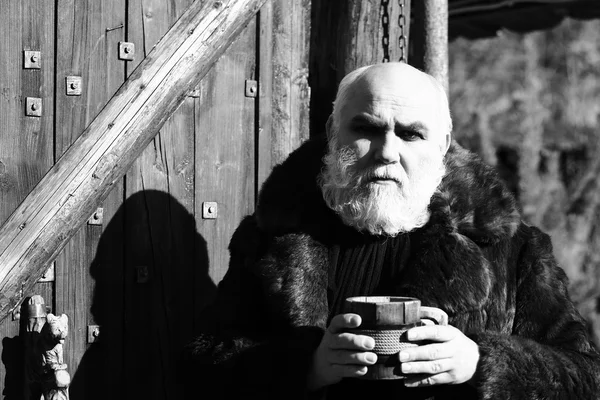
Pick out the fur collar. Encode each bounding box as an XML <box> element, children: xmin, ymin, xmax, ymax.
<box><xmin>256</xmin><ymin>137</ymin><xmax>520</xmax><ymax>245</ymax></box>
<box><xmin>250</xmin><ymin>137</ymin><xmax>521</xmax><ymax>330</ymax></box>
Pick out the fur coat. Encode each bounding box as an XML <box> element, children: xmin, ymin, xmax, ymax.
<box><xmin>185</xmin><ymin>138</ymin><xmax>600</xmax><ymax>399</ymax></box>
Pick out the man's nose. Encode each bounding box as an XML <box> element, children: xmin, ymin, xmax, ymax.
<box><xmin>374</xmin><ymin>131</ymin><xmax>401</xmax><ymax>164</ymax></box>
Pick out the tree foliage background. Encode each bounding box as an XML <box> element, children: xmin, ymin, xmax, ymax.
<box><xmin>449</xmin><ymin>18</ymin><xmax>600</xmax><ymax>346</ymax></box>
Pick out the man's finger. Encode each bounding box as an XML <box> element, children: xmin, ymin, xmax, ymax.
<box><xmin>328</xmin><ymin>349</ymin><xmax>378</xmax><ymax>366</ymax></box>
<box><xmin>404</xmin><ymin>372</ymin><xmax>453</xmax><ymax>387</ymax></box>
<box><xmin>330</xmin><ymin>364</ymin><xmax>369</xmax><ymax>378</ymax></box>
<box><xmin>400</xmin><ymin>358</ymin><xmax>452</xmax><ymax>375</ymax></box>
<box><xmin>328</xmin><ymin>313</ymin><xmax>361</xmax><ymax>333</ymax></box>
<box><xmin>331</xmin><ymin>332</ymin><xmax>375</xmax><ymax>351</ymax></box>
<box><xmin>406</xmin><ymin>325</ymin><xmax>457</xmax><ymax>342</ymax></box>
<box><xmin>398</xmin><ymin>342</ymin><xmax>454</xmax><ymax>362</ymax></box>
<box><xmin>419</xmin><ymin>306</ymin><xmax>448</xmax><ymax>326</ymax></box>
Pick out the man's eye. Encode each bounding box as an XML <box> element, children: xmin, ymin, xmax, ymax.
<box><xmin>397</xmin><ymin>130</ymin><xmax>423</xmax><ymax>140</ymax></box>
<box><xmin>354</xmin><ymin>125</ymin><xmax>379</xmax><ymax>135</ymax></box>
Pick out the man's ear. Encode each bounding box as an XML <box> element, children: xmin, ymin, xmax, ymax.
<box><xmin>442</xmin><ymin>133</ymin><xmax>451</xmax><ymax>155</ymax></box>
<box><xmin>325</xmin><ymin>115</ymin><xmax>334</xmax><ymax>139</ymax></box>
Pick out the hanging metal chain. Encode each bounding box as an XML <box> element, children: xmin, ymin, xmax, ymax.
<box><xmin>381</xmin><ymin>0</ymin><xmax>390</xmax><ymax>63</ymax></box>
<box><xmin>398</xmin><ymin>0</ymin><xmax>407</xmax><ymax>63</ymax></box>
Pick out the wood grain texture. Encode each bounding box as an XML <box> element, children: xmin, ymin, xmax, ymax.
<box><xmin>53</xmin><ymin>1</ymin><xmax>126</xmax><ymax>397</ymax></box>
<box><xmin>195</xmin><ymin>18</ymin><xmax>257</xmax><ymax>287</ymax></box>
<box><xmin>123</xmin><ymin>102</ymin><xmax>197</xmax><ymax>399</ymax></box>
<box><xmin>0</xmin><ymin>0</ymin><xmax>268</xmax><ymax>322</ymax></box>
<box><xmin>411</xmin><ymin>0</ymin><xmax>449</xmax><ymax>92</ymax></box>
<box><xmin>309</xmin><ymin>0</ymin><xmax>378</xmax><ymax>136</ymax></box>
<box><xmin>55</xmin><ymin>0</ymin><xmax>125</xmax><ymax>390</ymax></box>
<box><xmin>0</xmin><ymin>0</ymin><xmax>54</xmax><ymax>217</ymax></box>
<box><xmin>0</xmin><ymin>0</ymin><xmax>54</xmax><ymax>395</ymax></box>
<box><xmin>309</xmin><ymin>0</ymin><xmax>411</xmax><ymax>136</ymax></box>
<box><xmin>124</xmin><ymin>0</ymin><xmax>196</xmax><ymax>397</ymax></box>
<box><xmin>257</xmin><ymin>0</ymin><xmax>311</xmax><ymax>189</ymax></box>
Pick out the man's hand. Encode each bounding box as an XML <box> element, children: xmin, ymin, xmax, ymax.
<box><xmin>399</xmin><ymin>324</ymin><xmax>479</xmax><ymax>387</ymax></box>
<box><xmin>307</xmin><ymin>313</ymin><xmax>378</xmax><ymax>391</ymax></box>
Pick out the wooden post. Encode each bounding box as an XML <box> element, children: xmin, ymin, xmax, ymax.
<box><xmin>0</xmin><ymin>0</ymin><xmax>267</xmax><ymax>322</ymax></box>
<box><xmin>410</xmin><ymin>0</ymin><xmax>449</xmax><ymax>92</ymax></box>
<box><xmin>309</xmin><ymin>0</ymin><xmax>411</xmax><ymax>137</ymax></box>
<box><xmin>257</xmin><ymin>0</ymin><xmax>312</xmax><ymax>188</ymax></box>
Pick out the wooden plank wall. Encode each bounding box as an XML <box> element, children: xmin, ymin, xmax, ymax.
<box><xmin>54</xmin><ymin>1</ymin><xmax>126</xmax><ymax>399</ymax></box>
<box><xmin>0</xmin><ymin>0</ymin><xmax>310</xmax><ymax>398</ymax></box>
<box><xmin>0</xmin><ymin>0</ymin><xmax>55</xmax><ymax>397</ymax></box>
<box><xmin>123</xmin><ymin>1</ymin><xmax>195</xmax><ymax>398</ymax></box>
<box><xmin>258</xmin><ymin>0</ymin><xmax>311</xmax><ymax>186</ymax></box>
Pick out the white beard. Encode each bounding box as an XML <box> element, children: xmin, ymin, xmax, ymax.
<box><xmin>318</xmin><ymin>137</ymin><xmax>446</xmax><ymax>236</ymax></box>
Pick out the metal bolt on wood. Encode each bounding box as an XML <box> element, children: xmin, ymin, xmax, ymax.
<box><xmin>245</xmin><ymin>80</ymin><xmax>257</xmax><ymax>97</ymax></box>
<box><xmin>66</xmin><ymin>76</ymin><xmax>83</xmax><ymax>96</ymax></box>
<box><xmin>136</xmin><ymin>266</ymin><xmax>150</xmax><ymax>283</ymax></box>
<box><xmin>23</xmin><ymin>50</ymin><xmax>41</xmax><ymax>69</ymax></box>
<box><xmin>87</xmin><ymin>207</ymin><xmax>104</xmax><ymax>225</ymax></box>
<box><xmin>118</xmin><ymin>42</ymin><xmax>135</xmax><ymax>61</ymax></box>
<box><xmin>25</xmin><ymin>97</ymin><xmax>42</xmax><ymax>117</ymax></box>
<box><xmin>202</xmin><ymin>202</ymin><xmax>218</xmax><ymax>219</ymax></box>
<box><xmin>87</xmin><ymin>325</ymin><xmax>100</xmax><ymax>343</ymax></box>
<box><xmin>187</xmin><ymin>89</ymin><xmax>200</xmax><ymax>98</ymax></box>
<box><xmin>38</xmin><ymin>262</ymin><xmax>55</xmax><ymax>282</ymax></box>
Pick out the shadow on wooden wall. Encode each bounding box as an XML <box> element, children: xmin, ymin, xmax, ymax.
<box><xmin>68</xmin><ymin>190</ymin><xmax>216</xmax><ymax>400</ymax></box>
<box><xmin>1</xmin><ymin>336</ymin><xmax>23</xmax><ymax>400</ymax></box>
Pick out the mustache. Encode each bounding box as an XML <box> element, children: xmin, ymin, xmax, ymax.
<box><xmin>359</xmin><ymin>166</ymin><xmax>405</xmax><ymax>184</ymax></box>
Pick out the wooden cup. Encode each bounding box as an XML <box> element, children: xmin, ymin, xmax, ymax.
<box><xmin>344</xmin><ymin>296</ymin><xmax>430</xmax><ymax>380</ymax></box>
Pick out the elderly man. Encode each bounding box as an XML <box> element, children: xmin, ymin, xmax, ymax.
<box><xmin>186</xmin><ymin>62</ymin><xmax>600</xmax><ymax>399</ymax></box>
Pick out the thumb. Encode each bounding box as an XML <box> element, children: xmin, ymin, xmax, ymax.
<box><xmin>328</xmin><ymin>313</ymin><xmax>361</xmax><ymax>333</ymax></box>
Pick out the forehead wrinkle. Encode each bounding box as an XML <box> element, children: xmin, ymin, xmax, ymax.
<box><xmin>361</xmin><ymin>100</ymin><xmax>434</xmax><ymax>127</ymax></box>
<box><xmin>364</xmin><ymin>92</ymin><xmax>435</xmax><ymax>108</ymax></box>
<box><xmin>337</xmin><ymin>72</ymin><xmax>446</xmax><ymax>132</ymax></box>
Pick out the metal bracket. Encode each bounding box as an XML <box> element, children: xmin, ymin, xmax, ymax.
<box><xmin>187</xmin><ymin>89</ymin><xmax>200</xmax><ymax>98</ymax></box>
<box><xmin>66</xmin><ymin>76</ymin><xmax>82</xmax><ymax>96</ymax></box>
<box><xmin>202</xmin><ymin>202</ymin><xmax>218</xmax><ymax>219</ymax></box>
<box><xmin>87</xmin><ymin>207</ymin><xmax>104</xmax><ymax>225</ymax></box>
<box><xmin>39</xmin><ymin>262</ymin><xmax>55</xmax><ymax>282</ymax></box>
<box><xmin>87</xmin><ymin>325</ymin><xmax>100</xmax><ymax>343</ymax></box>
<box><xmin>245</xmin><ymin>80</ymin><xmax>257</xmax><ymax>98</ymax></box>
<box><xmin>25</xmin><ymin>97</ymin><xmax>42</xmax><ymax>117</ymax></box>
<box><xmin>24</xmin><ymin>50</ymin><xmax>41</xmax><ymax>69</ymax></box>
<box><xmin>118</xmin><ymin>42</ymin><xmax>135</xmax><ymax>61</ymax></box>
<box><xmin>136</xmin><ymin>266</ymin><xmax>150</xmax><ymax>283</ymax></box>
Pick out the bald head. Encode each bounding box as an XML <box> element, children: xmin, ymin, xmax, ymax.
<box><xmin>329</xmin><ymin>62</ymin><xmax>452</xmax><ymax>153</ymax></box>
<box><xmin>320</xmin><ymin>63</ymin><xmax>450</xmax><ymax>235</ymax></box>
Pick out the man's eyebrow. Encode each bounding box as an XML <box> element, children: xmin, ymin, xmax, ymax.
<box><xmin>349</xmin><ymin>115</ymin><xmax>429</xmax><ymax>134</ymax></box>
<box><xmin>349</xmin><ymin>114</ymin><xmax>387</xmax><ymax>128</ymax></box>
<box><xmin>395</xmin><ymin>121</ymin><xmax>428</xmax><ymax>132</ymax></box>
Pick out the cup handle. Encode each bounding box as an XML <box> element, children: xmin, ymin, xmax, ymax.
<box><xmin>419</xmin><ymin>306</ymin><xmax>448</xmax><ymax>326</ymax></box>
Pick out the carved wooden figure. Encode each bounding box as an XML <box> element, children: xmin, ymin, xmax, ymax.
<box><xmin>23</xmin><ymin>295</ymin><xmax>71</xmax><ymax>400</ymax></box>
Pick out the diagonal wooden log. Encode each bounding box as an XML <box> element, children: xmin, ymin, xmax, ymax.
<box><xmin>0</xmin><ymin>0</ymin><xmax>267</xmax><ymax>322</ymax></box>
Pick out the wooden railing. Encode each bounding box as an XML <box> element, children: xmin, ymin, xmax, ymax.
<box><xmin>0</xmin><ymin>0</ymin><xmax>267</xmax><ymax>322</ymax></box>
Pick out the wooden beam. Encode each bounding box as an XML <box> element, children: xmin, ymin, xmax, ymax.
<box><xmin>257</xmin><ymin>0</ymin><xmax>311</xmax><ymax>191</ymax></box>
<box><xmin>410</xmin><ymin>0</ymin><xmax>449</xmax><ymax>92</ymax></box>
<box><xmin>0</xmin><ymin>0</ymin><xmax>267</xmax><ymax>322</ymax></box>
<box><xmin>309</xmin><ymin>0</ymin><xmax>411</xmax><ymax>137</ymax></box>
